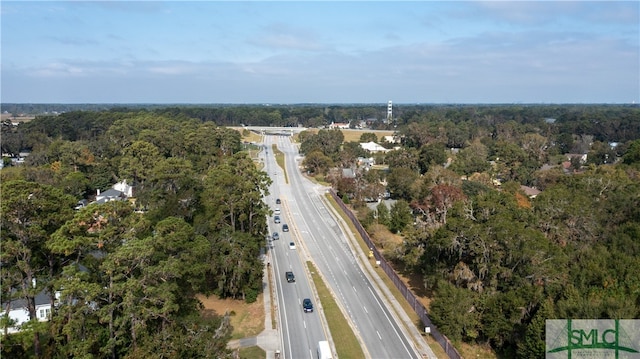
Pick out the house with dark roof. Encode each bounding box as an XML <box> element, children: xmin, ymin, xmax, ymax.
<box><xmin>2</xmin><ymin>290</ymin><xmax>55</xmax><ymax>334</ymax></box>
<box><xmin>93</xmin><ymin>180</ymin><xmax>134</xmax><ymax>204</ymax></box>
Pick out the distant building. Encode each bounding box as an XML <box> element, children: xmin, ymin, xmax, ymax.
<box><xmin>520</xmin><ymin>185</ymin><xmax>541</xmax><ymax>198</ymax></box>
<box><xmin>566</xmin><ymin>153</ymin><xmax>588</xmax><ymax>164</ymax></box>
<box><xmin>357</xmin><ymin>157</ymin><xmax>375</xmax><ymax>168</ymax></box>
<box><xmin>342</xmin><ymin>168</ymin><xmax>356</xmax><ymax>179</ymax></box>
<box><xmin>360</xmin><ymin>141</ymin><xmax>390</xmax><ymax>153</ymax></box>
<box><xmin>328</xmin><ymin>122</ymin><xmax>350</xmax><ymax>129</ymax></box>
<box><xmin>382</xmin><ymin>135</ymin><xmax>400</xmax><ymax>144</ymax></box>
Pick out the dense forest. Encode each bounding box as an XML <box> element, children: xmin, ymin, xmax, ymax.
<box><xmin>1</xmin><ymin>104</ymin><xmax>639</xmax><ymax>358</ymax></box>
<box><xmin>296</xmin><ymin>105</ymin><xmax>640</xmax><ymax>358</ymax></box>
<box><xmin>1</xmin><ymin>112</ymin><xmax>271</xmax><ymax>358</ymax></box>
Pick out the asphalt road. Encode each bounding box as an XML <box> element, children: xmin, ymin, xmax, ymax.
<box><xmin>264</xmin><ymin>135</ymin><xmax>329</xmax><ymax>359</ymax></box>
<box><xmin>265</xmin><ymin>134</ymin><xmax>423</xmax><ymax>359</ymax></box>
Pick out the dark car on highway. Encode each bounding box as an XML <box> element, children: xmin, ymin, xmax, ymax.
<box><xmin>286</xmin><ymin>271</ymin><xmax>295</xmax><ymax>282</ymax></box>
<box><xmin>302</xmin><ymin>298</ymin><xmax>313</xmax><ymax>313</ymax></box>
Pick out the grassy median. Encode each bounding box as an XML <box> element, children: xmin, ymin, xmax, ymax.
<box><xmin>271</xmin><ymin>144</ymin><xmax>288</xmax><ymax>184</ymax></box>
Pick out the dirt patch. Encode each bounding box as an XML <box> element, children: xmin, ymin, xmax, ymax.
<box><xmin>368</xmin><ymin>223</ymin><xmax>403</xmax><ymax>250</ymax></box>
<box><xmin>198</xmin><ymin>293</ymin><xmax>265</xmax><ymax>339</ymax></box>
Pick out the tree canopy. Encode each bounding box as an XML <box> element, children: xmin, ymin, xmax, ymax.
<box><xmin>2</xmin><ymin>103</ymin><xmax>639</xmax><ymax>358</ymax></box>
<box><xmin>1</xmin><ymin>111</ymin><xmax>266</xmax><ymax>358</ymax></box>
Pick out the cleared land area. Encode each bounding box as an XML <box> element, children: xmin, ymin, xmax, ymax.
<box><xmin>198</xmin><ymin>294</ymin><xmax>265</xmax><ymax>340</ymax></box>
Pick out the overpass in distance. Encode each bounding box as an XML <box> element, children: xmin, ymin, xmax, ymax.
<box><xmin>241</xmin><ymin>126</ymin><xmax>308</xmax><ymax>136</ymax></box>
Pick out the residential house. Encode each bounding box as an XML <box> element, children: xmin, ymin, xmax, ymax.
<box><xmin>357</xmin><ymin>157</ymin><xmax>375</xmax><ymax>169</ymax></box>
<box><xmin>382</xmin><ymin>135</ymin><xmax>401</xmax><ymax>144</ymax></box>
<box><xmin>566</xmin><ymin>153</ymin><xmax>587</xmax><ymax>164</ymax></box>
<box><xmin>342</xmin><ymin>168</ymin><xmax>356</xmax><ymax>179</ymax></box>
<box><xmin>2</xmin><ymin>290</ymin><xmax>55</xmax><ymax>334</ymax></box>
<box><xmin>94</xmin><ymin>180</ymin><xmax>134</xmax><ymax>204</ymax></box>
<box><xmin>520</xmin><ymin>185</ymin><xmax>541</xmax><ymax>198</ymax></box>
<box><xmin>360</xmin><ymin>141</ymin><xmax>390</xmax><ymax>153</ymax></box>
<box><xmin>563</xmin><ymin>153</ymin><xmax>588</xmax><ymax>173</ymax></box>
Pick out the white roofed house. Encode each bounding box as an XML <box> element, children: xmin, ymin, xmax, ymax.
<box><xmin>383</xmin><ymin>135</ymin><xmax>401</xmax><ymax>144</ymax></box>
<box><xmin>360</xmin><ymin>141</ymin><xmax>391</xmax><ymax>153</ymax></box>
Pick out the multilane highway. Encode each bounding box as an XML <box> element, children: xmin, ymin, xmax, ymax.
<box><xmin>264</xmin><ymin>134</ymin><xmax>425</xmax><ymax>359</ymax></box>
<box><xmin>263</xmin><ymin>135</ymin><xmax>329</xmax><ymax>359</ymax></box>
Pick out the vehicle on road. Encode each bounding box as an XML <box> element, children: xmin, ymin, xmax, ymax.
<box><xmin>286</xmin><ymin>271</ymin><xmax>295</xmax><ymax>282</ymax></box>
<box><xmin>274</xmin><ymin>208</ymin><xmax>281</xmax><ymax>215</ymax></box>
<box><xmin>272</xmin><ymin>232</ymin><xmax>279</xmax><ymax>240</ymax></box>
<box><xmin>289</xmin><ymin>241</ymin><xmax>296</xmax><ymax>250</ymax></box>
<box><xmin>303</xmin><ymin>298</ymin><xmax>313</xmax><ymax>312</ymax></box>
<box><xmin>317</xmin><ymin>341</ymin><xmax>333</xmax><ymax>359</ymax></box>
<box><xmin>282</xmin><ymin>224</ymin><xmax>289</xmax><ymax>232</ymax></box>
<box><xmin>274</xmin><ymin>215</ymin><xmax>281</xmax><ymax>223</ymax></box>
<box><xmin>276</xmin><ymin>198</ymin><xmax>281</xmax><ymax>204</ymax></box>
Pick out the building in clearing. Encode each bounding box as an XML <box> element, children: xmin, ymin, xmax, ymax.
<box><xmin>328</xmin><ymin>121</ymin><xmax>350</xmax><ymax>129</ymax></box>
<box><xmin>360</xmin><ymin>141</ymin><xmax>390</xmax><ymax>153</ymax></box>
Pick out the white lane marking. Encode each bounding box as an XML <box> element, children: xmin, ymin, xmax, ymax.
<box><xmin>368</xmin><ymin>286</ymin><xmax>413</xmax><ymax>355</ymax></box>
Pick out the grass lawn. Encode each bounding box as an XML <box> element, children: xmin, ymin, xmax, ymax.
<box><xmin>238</xmin><ymin>346</ymin><xmax>266</xmax><ymax>359</ymax></box>
<box><xmin>300</xmin><ymin>128</ymin><xmax>395</xmax><ymax>143</ymax></box>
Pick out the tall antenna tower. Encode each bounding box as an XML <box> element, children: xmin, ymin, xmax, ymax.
<box><xmin>387</xmin><ymin>100</ymin><xmax>393</xmax><ymax>123</ymax></box>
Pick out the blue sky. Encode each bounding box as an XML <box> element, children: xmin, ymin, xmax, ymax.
<box><xmin>1</xmin><ymin>1</ymin><xmax>638</xmax><ymax>104</ymax></box>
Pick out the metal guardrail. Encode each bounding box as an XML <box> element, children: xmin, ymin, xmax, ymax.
<box><xmin>329</xmin><ymin>189</ymin><xmax>463</xmax><ymax>359</ymax></box>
